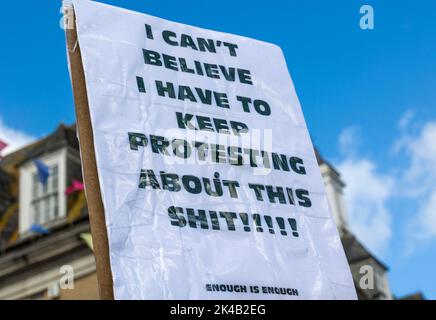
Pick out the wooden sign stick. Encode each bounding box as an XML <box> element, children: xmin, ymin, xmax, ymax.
<box><xmin>64</xmin><ymin>4</ymin><xmax>114</xmax><ymax>300</ymax></box>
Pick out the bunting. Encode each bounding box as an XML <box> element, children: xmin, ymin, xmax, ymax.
<box><xmin>33</xmin><ymin>159</ymin><xmax>50</xmax><ymax>185</ymax></box>
<box><xmin>29</xmin><ymin>223</ymin><xmax>50</xmax><ymax>235</ymax></box>
<box><xmin>65</xmin><ymin>179</ymin><xmax>84</xmax><ymax>195</ymax></box>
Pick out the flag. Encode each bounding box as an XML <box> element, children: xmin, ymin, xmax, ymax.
<box><xmin>80</xmin><ymin>233</ymin><xmax>93</xmax><ymax>251</ymax></box>
<box><xmin>30</xmin><ymin>223</ymin><xmax>50</xmax><ymax>235</ymax></box>
<box><xmin>0</xmin><ymin>139</ymin><xmax>7</xmax><ymax>152</ymax></box>
<box><xmin>0</xmin><ymin>139</ymin><xmax>8</xmax><ymax>159</ymax></box>
<box><xmin>65</xmin><ymin>179</ymin><xmax>85</xmax><ymax>195</ymax></box>
<box><xmin>67</xmin><ymin>191</ymin><xmax>86</xmax><ymax>223</ymax></box>
<box><xmin>33</xmin><ymin>159</ymin><xmax>49</xmax><ymax>184</ymax></box>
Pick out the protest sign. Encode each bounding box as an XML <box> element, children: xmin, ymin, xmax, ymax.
<box><xmin>66</xmin><ymin>0</ymin><xmax>356</xmax><ymax>299</ymax></box>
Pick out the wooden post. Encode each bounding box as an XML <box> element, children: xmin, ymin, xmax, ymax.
<box><xmin>64</xmin><ymin>5</ymin><xmax>114</xmax><ymax>300</ymax></box>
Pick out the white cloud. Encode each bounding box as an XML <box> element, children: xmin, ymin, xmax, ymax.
<box><xmin>401</xmin><ymin>122</ymin><xmax>436</xmax><ymax>182</ymax></box>
<box><xmin>418</xmin><ymin>190</ymin><xmax>436</xmax><ymax>237</ymax></box>
<box><xmin>337</xmin><ymin>115</ymin><xmax>436</xmax><ymax>255</ymax></box>
<box><xmin>0</xmin><ymin>117</ymin><xmax>36</xmax><ymax>155</ymax></box>
<box><xmin>337</xmin><ymin>116</ymin><xmax>436</xmax><ymax>256</ymax></box>
<box><xmin>338</xmin><ymin>158</ymin><xmax>394</xmax><ymax>255</ymax></box>
<box><xmin>336</xmin><ymin>126</ymin><xmax>394</xmax><ymax>256</ymax></box>
<box><xmin>395</xmin><ymin>119</ymin><xmax>436</xmax><ymax>240</ymax></box>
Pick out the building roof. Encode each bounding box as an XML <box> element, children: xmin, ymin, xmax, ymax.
<box><xmin>314</xmin><ymin>147</ymin><xmax>325</xmax><ymax>165</ymax></box>
<box><xmin>0</xmin><ymin>167</ymin><xmax>18</xmax><ymax>250</ymax></box>
<box><xmin>398</xmin><ymin>292</ymin><xmax>426</xmax><ymax>300</ymax></box>
<box><xmin>0</xmin><ymin>123</ymin><xmax>78</xmax><ymax>171</ymax></box>
<box><xmin>341</xmin><ymin>231</ymin><xmax>389</xmax><ymax>270</ymax></box>
<box><xmin>315</xmin><ymin>147</ymin><xmax>343</xmax><ymax>181</ymax></box>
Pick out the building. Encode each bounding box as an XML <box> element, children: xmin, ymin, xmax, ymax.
<box><xmin>0</xmin><ymin>124</ymin><xmax>98</xmax><ymax>299</ymax></box>
<box><xmin>317</xmin><ymin>151</ymin><xmax>393</xmax><ymax>300</ymax></box>
<box><xmin>0</xmin><ymin>124</ymin><xmax>420</xmax><ymax>299</ymax></box>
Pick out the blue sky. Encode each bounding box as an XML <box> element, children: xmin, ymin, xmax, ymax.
<box><xmin>0</xmin><ymin>0</ymin><xmax>435</xmax><ymax>299</ymax></box>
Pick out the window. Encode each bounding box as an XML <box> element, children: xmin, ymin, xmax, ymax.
<box><xmin>31</xmin><ymin>164</ymin><xmax>59</xmax><ymax>225</ymax></box>
<box><xmin>19</xmin><ymin>149</ymin><xmax>68</xmax><ymax>234</ymax></box>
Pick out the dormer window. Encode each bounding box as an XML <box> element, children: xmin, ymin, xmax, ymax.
<box><xmin>31</xmin><ymin>164</ymin><xmax>59</xmax><ymax>224</ymax></box>
<box><xmin>18</xmin><ymin>149</ymin><xmax>68</xmax><ymax>234</ymax></box>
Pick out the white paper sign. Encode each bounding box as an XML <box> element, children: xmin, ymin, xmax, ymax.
<box><xmin>71</xmin><ymin>0</ymin><xmax>357</xmax><ymax>299</ymax></box>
